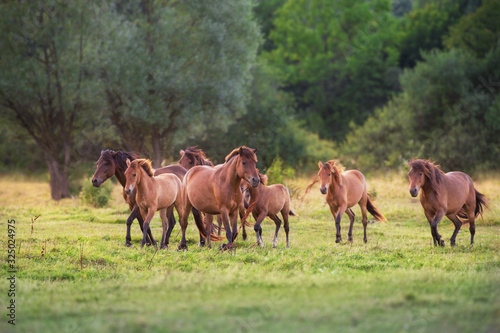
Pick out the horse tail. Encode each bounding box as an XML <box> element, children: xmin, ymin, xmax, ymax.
<box><xmin>289</xmin><ymin>210</ymin><xmax>297</xmax><ymax>216</ymax></box>
<box><xmin>474</xmin><ymin>189</ymin><xmax>487</xmax><ymax>218</ymax></box>
<box><xmin>366</xmin><ymin>197</ymin><xmax>387</xmax><ymax>222</ymax></box>
<box><xmin>240</xmin><ymin>201</ymin><xmax>257</xmax><ymax>231</ymax></box>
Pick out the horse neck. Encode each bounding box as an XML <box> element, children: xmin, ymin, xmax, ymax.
<box><xmin>220</xmin><ymin>157</ymin><xmax>242</xmax><ymax>189</ymax></box>
<box><xmin>136</xmin><ymin>169</ymin><xmax>155</xmax><ymax>197</ymax></box>
<box><xmin>114</xmin><ymin>166</ymin><xmax>127</xmax><ymax>187</ymax></box>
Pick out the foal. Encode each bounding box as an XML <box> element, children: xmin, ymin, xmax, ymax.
<box><xmin>318</xmin><ymin>160</ymin><xmax>386</xmax><ymax>243</ymax></box>
<box><xmin>241</xmin><ymin>174</ymin><xmax>295</xmax><ymax>249</ymax></box>
<box><xmin>408</xmin><ymin>159</ymin><xmax>487</xmax><ymax>246</ymax></box>
<box><xmin>124</xmin><ymin>159</ymin><xmax>182</xmax><ymax>248</ymax></box>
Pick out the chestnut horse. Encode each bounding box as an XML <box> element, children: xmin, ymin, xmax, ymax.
<box><xmin>91</xmin><ymin>150</ymin><xmax>205</xmax><ymax>247</ymax></box>
<box><xmin>240</xmin><ymin>173</ymin><xmax>295</xmax><ymax>249</ymax></box>
<box><xmin>178</xmin><ymin>146</ymin><xmax>248</xmax><ymax>240</ymax></box>
<box><xmin>124</xmin><ymin>159</ymin><xmax>183</xmax><ymax>248</ymax></box>
<box><xmin>408</xmin><ymin>159</ymin><xmax>487</xmax><ymax>246</ymax></box>
<box><xmin>318</xmin><ymin>160</ymin><xmax>386</xmax><ymax>243</ymax></box>
<box><xmin>177</xmin><ymin>146</ymin><xmax>260</xmax><ymax>251</ymax></box>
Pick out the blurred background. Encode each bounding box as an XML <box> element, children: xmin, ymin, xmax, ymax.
<box><xmin>1</xmin><ymin>0</ymin><xmax>499</xmax><ymax>200</ymax></box>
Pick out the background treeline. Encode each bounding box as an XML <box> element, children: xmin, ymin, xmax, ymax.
<box><xmin>0</xmin><ymin>0</ymin><xmax>499</xmax><ymax>199</ymax></box>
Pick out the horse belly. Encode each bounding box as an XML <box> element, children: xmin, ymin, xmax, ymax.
<box><xmin>186</xmin><ymin>182</ymin><xmax>220</xmax><ymax>215</ymax></box>
<box><xmin>445</xmin><ymin>174</ymin><xmax>470</xmax><ymax>214</ymax></box>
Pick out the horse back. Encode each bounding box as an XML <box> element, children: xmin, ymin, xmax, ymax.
<box><xmin>154</xmin><ymin>173</ymin><xmax>182</xmax><ymax>209</ymax></box>
<box><xmin>442</xmin><ymin>171</ymin><xmax>475</xmax><ymax>212</ymax></box>
<box><xmin>342</xmin><ymin>170</ymin><xmax>366</xmax><ymax>206</ymax></box>
<box><xmin>155</xmin><ymin>164</ymin><xmax>187</xmax><ymax>180</ymax></box>
<box><xmin>264</xmin><ymin>184</ymin><xmax>289</xmax><ymax>214</ymax></box>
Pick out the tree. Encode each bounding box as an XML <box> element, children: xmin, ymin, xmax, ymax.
<box><xmin>340</xmin><ymin>47</ymin><xmax>500</xmax><ymax>172</ymax></box>
<box><xmin>444</xmin><ymin>0</ymin><xmax>500</xmax><ymax>58</ymax></box>
<box><xmin>0</xmin><ymin>1</ymin><xmax>99</xmax><ymax>200</ymax></box>
<box><xmin>98</xmin><ymin>0</ymin><xmax>261</xmax><ymax>167</ymax></box>
<box><xmin>265</xmin><ymin>0</ymin><xmax>401</xmax><ymax>141</ymax></box>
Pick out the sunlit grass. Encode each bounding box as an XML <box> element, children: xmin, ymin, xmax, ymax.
<box><xmin>0</xmin><ymin>173</ymin><xmax>499</xmax><ymax>333</ymax></box>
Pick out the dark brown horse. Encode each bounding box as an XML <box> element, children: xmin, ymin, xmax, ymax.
<box><xmin>317</xmin><ymin>160</ymin><xmax>386</xmax><ymax>243</ymax></box>
<box><xmin>91</xmin><ymin>150</ymin><xmax>206</xmax><ymax>247</ymax></box>
<box><xmin>177</xmin><ymin>146</ymin><xmax>260</xmax><ymax>251</ymax></box>
<box><xmin>408</xmin><ymin>159</ymin><xmax>487</xmax><ymax>246</ymax></box>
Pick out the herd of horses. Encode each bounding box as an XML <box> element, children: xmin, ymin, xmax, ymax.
<box><xmin>91</xmin><ymin>146</ymin><xmax>487</xmax><ymax>250</ymax></box>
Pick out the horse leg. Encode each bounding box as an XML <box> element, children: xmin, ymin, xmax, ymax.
<box><xmin>160</xmin><ymin>208</ymin><xmax>170</xmax><ymax>249</ymax></box>
<box><xmin>126</xmin><ymin>205</ymin><xmax>140</xmax><ymax>247</ymax></box>
<box><xmin>239</xmin><ymin>204</ymin><xmax>247</xmax><ymax>241</ymax></box>
<box><xmin>465</xmin><ymin>206</ymin><xmax>476</xmax><ymax>245</ymax></box>
<box><xmin>164</xmin><ymin>206</ymin><xmax>177</xmax><ymax>249</ymax></box>
<box><xmin>220</xmin><ymin>208</ymin><xmax>232</xmax><ymax>251</ymax></box>
<box><xmin>447</xmin><ymin>214</ymin><xmax>462</xmax><ymax>246</ymax></box>
<box><xmin>230</xmin><ymin>210</ymin><xmax>239</xmax><ymax>245</ymax></box>
<box><xmin>253</xmin><ymin>211</ymin><xmax>267</xmax><ymax>248</ymax></box>
<box><xmin>216</xmin><ymin>215</ymin><xmax>223</xmax><ymax>236</ymax></box>
<box><xmin>141</xmin><ymin>208</ymin><xmax>157</xmax><ymax>248</ymax></box>
<box><xmin>423</xmin><ymin>210</ymin><xmax>437</xmax><ymax>246</ymax></box>
<box><xmin>269</xmin><ymin>214</ymin><xmax>282</xmax><ymax>249</ymax></box>
<box><xmin>192</xmin><ymin>208</ymin><xmax>205</xmax><ymax>247</ymax></box>
<box><xmin>360</xmin><ymin>201</ymin><xmax>369</xmax><ymax>244</ymax></box>
<box><xmin>430</xmin><ymin>210</ymin><xmax>445</xmax><ymax>247</ymax></box>
<box><xmin>178</xmin><ymin>201</ymin><xmax>193</xmax><ymax>252</ymax></box>
<box><xmin>331</xmin><ymin>205</ymin><xmax>346</xmax><ymax>243</ymax></box>
<box><xmin>281</xmin><ymin>210</ymin><xmax>290</xmax><ymax>249</ymax></box>
<box><xmin>346</xmin><ymin>208</ymin><xmax>356</xmax><ymax>243</ymax></box>
<box><xmin>205</xmin><ymin>214</ymin><xmax>214</xmax><ymax>249</ymax></box>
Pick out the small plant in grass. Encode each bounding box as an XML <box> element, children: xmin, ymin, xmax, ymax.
<box><xmin>265</xmin><ymin>156</ymin><xmax>299</xmax><ymax>197</ymax></box>
<box><xmin>80</xmin><ymin>177</ymin><xmax>113</xmax><ymax>208</ymax></box>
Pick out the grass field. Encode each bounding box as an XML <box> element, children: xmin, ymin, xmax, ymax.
<box><xmin>1</xmin><ymin>173</ymin><xmax>499</xmax><ymax>333</ymax></box>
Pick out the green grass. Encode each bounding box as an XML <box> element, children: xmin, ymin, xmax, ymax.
<box><xmin>1</xmin><ymin>175</ymin><xmax>499</xmax><ymax>333</ymax></box>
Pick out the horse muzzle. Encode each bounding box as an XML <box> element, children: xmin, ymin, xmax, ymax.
<box><xmin>250</xmin><ymin>177</ymin><xmax>260</xmax><ymax>188</ymax></box>
<box><xmin>409</xmin><ymin>188</ymin><xmax>419</xmax><ymax>197</ymax></box>
<box><xmin>320</xmin><ymin>187</ymin><xmax>327</xmax><ymax>195</ymax></box>
<box><xmin>92</xmin><ymin>178</ymin><xmax>102</xmax><ymax>187</ymax></box>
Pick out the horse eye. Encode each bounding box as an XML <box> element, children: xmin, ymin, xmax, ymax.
<box><xmin>419</xmin><ymin>173</ymin><xmax>423</xmax><ymax>176</ymax></box>
<box><xmin>242</xmin><ymin>161</ymin><xmax>246</xmax><ymax>165</ymax></box>
<box><xmin>328</xmin><ymin>173</ymin><xmax>331</xmax><ymax>177</ymax></box>
<box><xmin>133</xmin><ymin>173</ymin><xmax>136</xmax><ymax>177</ymax></box>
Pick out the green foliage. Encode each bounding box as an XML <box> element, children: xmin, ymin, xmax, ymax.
<box><xmin>98</xmin><ymin>0</ymin><xmax>261</xmax><ymax>164</ymax></box>
<box><xmin>265</xmin><ymin>156</ymin><xmax>295</xmax><ymax>185</ymax></box>
<box><xmin>397</xmin><ymin>0</ymin><xmax>465</xmax><ymax>68</ymax></box>
<box><xmin>180</xmin><ymin>59</ymin><xmax>337</xmax><ymax>171</ymax></box>
<box><xmin>340</xmin><ymin>46</ymin><xmax>500</xmax><ymax>172</ymax></box>
<box><xmin>265</xmin><ymin>0</ymin><xmax>401</xmax><ymax>140</ymax></box>
<box><xmin>444</xmin><ymin>0</ymin><xmax>500</xmax><ymax>58</ymax></box>
<box><xmin>80</xmin><ymin>177</ymin><xmax>113</xmax><ymax>208</ymax></box>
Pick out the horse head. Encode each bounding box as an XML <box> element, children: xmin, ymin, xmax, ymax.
<box><xmin>92</xmin><ymin>150</ymin><xmax>117</xmax><ymax>187</ymax></box>
<box><xmin>124</xmin><ymin>159</ymin><xmax>153</xmax><ymax>195</ymax></box>
<box><xmin>408</xmin><ymin>159</ymin><xmax>429</xmax><ymax>197</ymax></box>
<box><xmin>233</xmin><ymin>146</ymin><xmax>260</xmax><ymax>188</ymax></box>
<box><xmin>317</xmin><ymin>160</ymin><xmax>341</xmax><ymax>194</ymax></box>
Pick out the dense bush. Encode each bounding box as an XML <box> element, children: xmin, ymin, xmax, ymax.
<box><xmin>80</xmin><ymin>177</ymin><xmax>113</xmax><ymax>208</ymax></box>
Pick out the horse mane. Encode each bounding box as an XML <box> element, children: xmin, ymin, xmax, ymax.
<box><xmin>225</xmin><ymin>146</ymin><xmax>258</xmax><ymax>163</ymax></box>
<box><xmin>323</xmin><ymin>160</ymin><xmax>343</xmax><ymax>185</ymax></box>
<box><xmin>183</xmin><ymin>146</ymin><xmax>214</xmax><ymax>166</ymax></box>
<box><xmin>409</xmin><ymin>159</ymin><xmax>444</xmax><ymax>194</ymax></box>
<box><xmin>100</xmin><ymin>150</ymin><xmax>138</xmax><ymax>171</ymax></box>
<box><xmin>131</xmin><ymin>158</ymin><xmax>155</xmax><ymax>177</ymax></box>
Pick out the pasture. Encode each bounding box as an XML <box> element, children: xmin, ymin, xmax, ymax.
<box><xmin>1</xmin><ymin>173</ymin><xmax>499</xmax><ymax>333</ymax></box>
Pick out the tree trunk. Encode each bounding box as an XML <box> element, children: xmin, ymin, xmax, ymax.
<box><xmin>151</xmin><ymin>128</ymin><xmax>163</xmax><ymax>168</ymax></box>
<box><xmin>45</xmin><ymin>153</ymin><xmax>71</xmax><ymax>200</ymax></box>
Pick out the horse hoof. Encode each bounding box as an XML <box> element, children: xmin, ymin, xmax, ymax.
<box><xmin>219</xmin><ymin>243</ymin><xmax>227</xmax><ymax>250</ymax></box>
<box><xmin>335</xmin><ymin>239</ymin><xmax>341</xmax><ymax>243</ymax></box>
<box><xmin>364</xmin><ymin>239</ymin><xmax>367</xmax><ymax>244</ymax></box>
<box><xmin>177</xmin><ymin>245</ymin><xmax>188</xmax><ymax>252</ymax></box>
<box><xmin>243</xmin><ymin>233</ymin><xmax>247</xmax><ymax>241</ymax></box>
<box><xmin>440</xmin><ymin>240</ymin><xmax>445</xmax><ymax>247</ymax></box>
<box><xmin>198</xmin><ymin>242</ymin><xmax>206</xmax><ymax>247</ymax></box>
<box><xmin>125</xmin><ymin>242</ymin><xmax>132</xmax><ymax>248</ymax></box>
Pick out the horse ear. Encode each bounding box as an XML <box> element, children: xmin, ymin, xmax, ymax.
<box><xmin>253</xmin><ymin>148</ymin><xmax>258</xmax><ymax>154</ymax></box>
<box><xmin>239</xmin><ymin>147</ymin><xmax>244</xmax><ymax>155</ymax></box>
<box><xmin>126</xmin><ymin>159</ymin><xmax>131</xmax><ymax>167</ymax></box>
<box><xmin>318</xmin><ymin>161</ymin><xmax>323</xmax><ymax>169</ymax></box>
<box><xmin>261</xmin><ymin>174</ymin><xmax>268</xmax><ymax>185</ymax></box>
<box><xmin>179</xmin><ymin>149</ymin><xmax>185</xmax><ymax>156</ymax></box>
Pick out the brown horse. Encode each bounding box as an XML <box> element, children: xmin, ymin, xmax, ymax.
<box><xmin>240</xmin><ymin>173</ymin><xmax>295</xmax><ymax>249</ymax></box>
<box><xmin>408</xmin><ymin>159</ymin><xmax>487</xmax><ymax>246</ymax></box>
<box><xmin>177</xmin><ymin>146</ymin><xmax>260</xmax><ymax>251</ymax></box>
<box><xmin>178</xmin><ymin>146</ymin><xmax>248</xmax><ymax>240</ymax></box>
<box><xmin>91</xmin><ymin>150</ymin><xmax>205</xmax><ymax>247</ymax></box>
<box><xmin>318</xmin><ymin>160</ymin><xmax>386</xmax><ymax>243</ymax></box>
<box><xmin>124</xmin><ymin>159</ymin><xmax>183</xmax><ymax>248</ymax></box>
